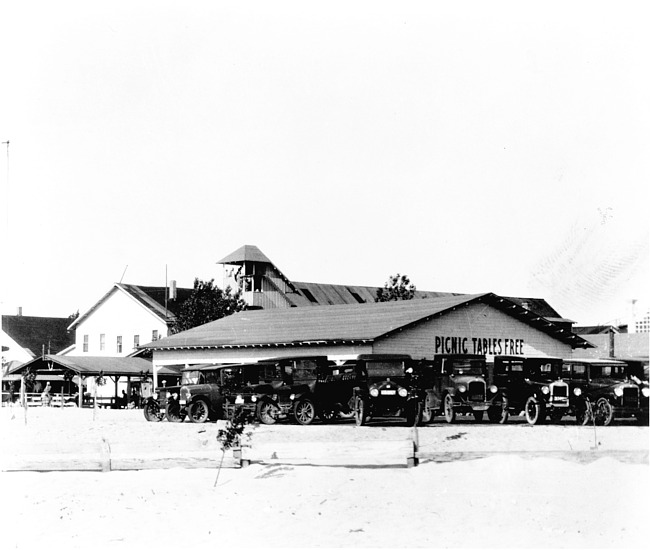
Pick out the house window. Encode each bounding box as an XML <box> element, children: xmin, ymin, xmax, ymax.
<box><xmin>152</xmin><ymin>330</ymin><xmax>159</xmax><ymax>341</ymax></box>
<box><xmin>83</xmin><ymin>335</ymin><xmax>89</xmax><ymax>353</ymax></box>
<box><xmin>100</xmin><ymin>334</ymin><xmax>105</xmax><ymax>351</ymax></box>
<box><xmin>134</xmin><ymin>334</ymin><xmax>140</xmax><ymax>348</ymax></box>
<box><xmin>116</xmin><ymin>336</ymin><xmax>122</xmax><ymax>353</ymax></box>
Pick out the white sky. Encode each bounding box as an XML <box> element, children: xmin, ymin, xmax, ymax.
<box><xmin>1</xmin><ymin>0</ymin><xmax>648</xmax><ymax>326</ymax></box>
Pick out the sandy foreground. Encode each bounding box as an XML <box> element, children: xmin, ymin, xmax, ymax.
<box><xmin>0</xmin><ymin>407</ymin><xmax>648</xmax><ymax>549</ymax></box>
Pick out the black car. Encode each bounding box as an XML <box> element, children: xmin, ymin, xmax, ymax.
<box><xmin>351</xmin><ymin>354</ymin><xmax>423</xmax><ymax>426</ymax></box>
<box><xmin>491</xmin><ymin>356</ymin><xmax>570</xmax><ymax>425</ymax></box>
<box><xmin>419</xmin><ymin>355</ymin><xmax>497</xmax><ymax>423</ymax></box>
<box><xmin>562</xmin><ymin>358</ymin><xmax>646</xmax><ymax>426</ymax></box>
<box><xmin>243</xmin><ymin>357</ymin><xmax>356</xmax><ymax>425</ymax></box>
<box><xmin>143</xmin><ymin>364</ymin><xmax>233</xmax><ymax>423</ymax></box>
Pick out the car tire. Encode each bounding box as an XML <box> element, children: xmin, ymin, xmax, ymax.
<box><xmin>188</xmin><ymin>398</ymin><xmax>210</xmax><ymax>424</ymax></box>
<box><xmin>405</xmin><ymin>400</ymin><xmax>422</xmax><ymax>426</ymax></box>
<box><xmin>143</xmin><ymin>399</ymin><xmax>162</xmax><ymax>422</ymax></box>
<box><xmin>257</xmin><ymin>399</ymin><xmax>279</xmax><ymax>425</ymax></box>
<box><xmin>354</xmin><ymin>396</ymin><xmax>367</xmax><ymax>426</ymax></box>
<box><xmin>294</xmin><ymin>398</ymin><xmax>316</xmax><ymax>425</ymax></box>
<box><xmin>165</xmin><ymin>400</ymin><xmax>185</xmax><ymax>423</ymax></box>
<box><xmin>595</xmin><ymin>397</ymin><xmax>614</xmax><ymax>426</ymax></box>
<box><xmin>488</xmin><ymin>396</ymin><xmax>508</xmax><ymax>424</ymax></box>
<box><xmin>421</xmin><ymin>406</ymin><xmax>433</xmax><ymax>424</ymax></box>
<box><xmin>524</xmin><ymin>395</ymin><xmax>545</xmax><ymax>425</ymax></box>
<box><xmin>443</xmin><ymin>394</ymin><xmax>456</xmax><ymax>424</ymax></box>
<box><xmin>575</xmin><ymin>399</ymin><xmax>592</xmax><ymax>425</ymax></box>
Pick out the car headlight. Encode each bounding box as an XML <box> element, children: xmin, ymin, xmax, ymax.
<box><xmin>489</xmin><ymin>385</ymin><xmax>498</xmax><ymax>393</ymax></box>
<box><xmin>289</xmin><ymin>393</ymin><xmax>296</xmax><ymax>400</ymax></box>
<box><xmin>370</xmin><ymin>388</ymin><xmax>379</xmax><ymax>397</ymax></box>
<box><xmin>614</xmin><ymin>387</ymin><xmax>624</xmax><ymax>397</ymax></box>
<box><xmin>235</xmin><ymin>394</ymin><xmax>244</xmax><ymax>404</ymax></box>
<box><xmin>398</xmin><ymin>388</ymin><xmax>408</xmax><ymax>398</ymax></box>
<box><xmin>541</xmin><ymin>386</ymin><xmax>549</xmax><ymax>395</ymax></box>
<box><xmin>642</xmin><ymin>387</ymin><xmax>650</xmax><ymax>398</ymax></box>
<box><xmin>458</xmin><ymin>385</ymin><xmax>467</xmax><ymax>393</ymax></box>
<box><xmin>573</xmin><ymin>387</ymin><xmax>582</xmax><ymax>396</ymax></box>
<box><xmin>251</xmin><ymin>395</ymin><xmax>258</xmax><ymax>402</ymax></box>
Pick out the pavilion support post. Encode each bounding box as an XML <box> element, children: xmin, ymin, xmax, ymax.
<box><xmin>78</xmin><ymin>375</ymin><xmax>84</xmax><ymax>408</ymax></box>
<box><xmin>20</xmin><ymin>376</ymin><xmax>27</xmax><ymax>425</ymax></box>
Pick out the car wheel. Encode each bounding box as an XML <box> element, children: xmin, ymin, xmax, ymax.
<box><xmin>294</xmin><ymin>398</ymin><xmax>316</xmax><ymax>425</ymax></box>
<box><xmin>595</xmin><ymin>397</ymin><xmax>614</xmax><ymax>426</ymax></box>
<box><xmin>405</xmin><ymin>400</ymin><xmax>422</xmax><ymax>426</ymax></box>
<box><xmin>143</xmin><ymin>399</ymin><xmax>162</xmax><ymax>422</ymax></box>
<box><xmin>443</xmin><ymin>394</ymin><xmax>456</xmax><ymax>424</ymax></box>
<box><xmin>165</xmin><ymin>400</ymin><xmax>185</xmax><ymax>423</ymax></box>
<box><xmin>575</xmin><ymin>399</ymin><xmax>592</xmax><ymax>425</ymax></box>
<box><xmin>257</xmin><ymin>400</ymin><xmax>279</xmax><ymax>425</ymax></box>
<box><xmin>488</xmin><ymin>397</ymin><xmax>508</xmax><ymax>424</ymax></box>
<box><xmin>421</xmin><ymin>406</ymin><xmax>433</xmax><ymax>424</ymax></box>
<box><xmin>188</xmin><ymin>398</ymin><xmax>210</xmax><ymax>424</ymax></box>
<box><xmin>354</xmin><ymin>396</ymin><xmax>367</xmax><ymax>426</ymax></box>
<box><xmin>524</xmin><ymin>395</ymin><xmax>545</xmax><ymax>425</ymax></box>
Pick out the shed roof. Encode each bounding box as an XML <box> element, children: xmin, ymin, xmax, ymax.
<box><xmin>286</xmin><ymin>281</ymin><xmax>461</xmax><ymax>307</ymax></box>
<box><xmin>144</xmin><ymin>292</ymin><xmax>591</xmax><ymax>351</ymax></box>
<box><xmin>7</xmin><ymin>355</ymin><xmax>179</xmax><ymax>377</ymax></box>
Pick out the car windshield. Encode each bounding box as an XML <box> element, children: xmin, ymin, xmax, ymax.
<box><xmin>451</xmin><ymin>360</ymin><xmax>485</xmax><ymax>376</ymax></box>
<box><xmin>181</xmin><ymin>370</ymin><xmax>201</xmax><ymax>385</ymax></box>
<box><xmin>366</xmin><ymin>361</ymin><xmax>405</xmax><ymax>378</ymax></box>
<box><xmin>530</xmin><ymin>361</ymin><xmax>562</xmax><ymax>378</ymax></box>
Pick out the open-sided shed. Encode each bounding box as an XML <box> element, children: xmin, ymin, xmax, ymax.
<box><xmin>4</xmin><ymin>355</ymin><xmax>181</xmax><ymax>407</ymax></box>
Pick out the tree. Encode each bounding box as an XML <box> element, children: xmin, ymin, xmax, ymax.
<box><xmin>375</xmin><ymin>273</ymin><xmax>416</xmax><ymax>302</ymax></box>
<box><xmin>171</xmin><ymin>278</ymin><xmax>246</xmax><ymax>334</ymax></box>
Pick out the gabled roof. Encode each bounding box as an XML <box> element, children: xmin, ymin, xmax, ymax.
<box><xmin>7</xmin><ymin>355</ymin><xmax>179</xmax><ymax>377</ymax></box>
<box><xmin>144</xmin><ymin>293</ymin><xmax>592</xmax><ymax>351</ymax></box>
<box><xmin>69</xmin><ymin>283</ymin><xmax>193</xmax><ymax>330</ymax></box>
<box><xmin>2</xmin><ymin>315</ymin><xmax>75</xmax><ymax>357</ymax></box>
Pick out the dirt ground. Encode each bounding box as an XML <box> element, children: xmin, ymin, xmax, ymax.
<box><xmin>1</xmin><ymin>407</ymin><xmax>648</xmax><ymax>549</ymax></box>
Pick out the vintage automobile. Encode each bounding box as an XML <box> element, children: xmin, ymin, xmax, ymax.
<box><xmin>419</xmin><ymin>354</ymin><xmax>497</xmax><ymax>423</ymax></box>
<box><xmin>142</xmin><ymin>367</ymin><xmax>201</xmax><ymax>422</ymax></box>
<box><xmin>490</xmin><ymin>356</ymin><xmax>570</xmax><ymax>425</ymax></box>
<box><xmin>562</xmin><ymin>358</ymin><xmax>647</xmax><ymax>426</ymax></box>
<box><xmin>143</xmin><ymin>364</ymin><xmax>232</xmax><ymax>423</ymax></box>
<box><xmin>350</xmin><ymin>354</ymin><xmax>424</xmax><ymax>426</ymax></box>
<box><xmin>241</xmin><ymin>357</ymin><xmax>357</xmax><ymax>425</ymax></box>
